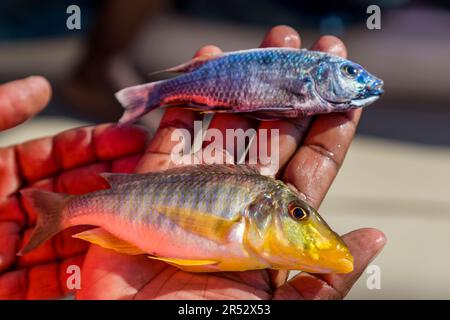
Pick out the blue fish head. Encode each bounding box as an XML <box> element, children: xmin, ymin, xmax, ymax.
<box><xmin>312</xmin><ymin>56</ymin><xmax>384</xmax><ymax>111</ymax></box>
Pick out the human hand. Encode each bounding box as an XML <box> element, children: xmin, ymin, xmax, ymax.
<box><xmin>77</xmin><ymin>26</ymin><xmax>386</xmax><ymax>300</ymax></box>
<box><xmin>0</xmin><ymin>77</ymin><xmax>150</xmax><ymax>298</ymax></box>
<box><xmin>0</xmin><ymin>76</ymin><xmax>51</xmax><ymax>131</ymax></box>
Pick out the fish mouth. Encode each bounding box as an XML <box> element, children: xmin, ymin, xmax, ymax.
<box><xmin>366</xmin><ymin>78</ymin><xmax>384</xmax><ymax>96</ymax></box>
<box><xmin>301</xmin><ymin>229</ymin><xmax>354</xmax><ymax>274</ymax></box>
<box><xmin>304</xmin><ymin>249</ymin><xmax>354</xmax><ymax>274</ymax></box>
<box><xmin>291</xmin><ymin>252</ymin><xmax>353</xmax><ymax>274</ymax></box>
<box><xmin>350</xmin><ymin>95</ymin><xmax>380</xmax><ymax>108</ymax></box>
<box><xmin>352</xmin><ymin>78</ymin><xmax>384</xmax><ymax>106</ymax></box>
<box><xmin>351</xmin><ymin>80</ymin><xmax>384</xmax><ymax>107</ymax></box>
<box><xmin>321</xmin><ymin>92</ymin><xmax>382</xmax><ymax>110</ymax></box>
<box><xmin>321</xmin><ymin>252</ymin><xmax>354</xmax><ymax>274</ymax></box>
<box><xmin>332</xmin><ymin>78</ymin><xmax>384</xmax><ymax>109</ymax></box>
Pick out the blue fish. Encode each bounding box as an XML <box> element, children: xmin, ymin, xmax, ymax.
<box><xmin>115</xmin><ymin>48</ymin><xmax>384</xmax><ymax>124</ymax></box>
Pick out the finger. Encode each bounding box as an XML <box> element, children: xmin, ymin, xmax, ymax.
<box><xmin>136</xmin><ymin>46</ymin><xmax>223</xmax><ymax>173</ymax></box>
<box><xmin>0</xmin><ymin>197</ymin><xmax>27</xmax><ymax>272</ymax></box>
<box><xmin>14</xmin><ymin>124</ymin><xmax>149</xmax><ymax>184</ymax></box>
<box><xmin>195</xmin><ymin>45</ymin><xmax>222</xmax><ymax>58</ymax></box>
<box><xmin>260</xmin><ymin>25</ymin><xmax>301</xmax><ymax>48</ymax></box>
<box><xmin>111</xmin><ymin>154</ymin><xmax>143</xmax><ymax>173</ymax></box>
<box><xmin>0</xmin><ymin>196</ymin><xmax>24</xmax><ymax>227</ymax></box>
<box><xmin>248</xmin><ymin>26</ymin><xmax>305</xmax><ymax>175</ymax></box>
<box><xmin>267</xmin><ymin>269</ymin><xmax>289</xmax><ymax>290</ymax></box>
<box><xmin>203</xmin><ymin>114</ymin><xmax>258</xmax><ymax>163</ymax></box>
<box><xmin>92</xmin><ymin>124</ymin><xmax>149</xmax><ymax>161</ymax></box>
<box><xmin>0</xmin><ymin>221</ymin><xmax>21</xmax><ymax>273</ymax></box>
<box><xmin>283</xmin><ymin>36</ymin><xmax>360</xmax><ymax>208</ymax></box>
<box><xmin>0</xmin><ymin>146</ymin><xmax>20</xmax><ymax>198</ymax></box>
<box><xmin>0</xmin><ymin>76</ymin><xmax>51</xmax><ymax>131</ymax></box>
<box><xmin>311</xmin><ymin>35</ymin><xmax>347</xmax><ymax>57</ymax></box>
<box><xmin>54</xmin><ymin>162</ymin><xmax>110</xmax><ymax>195</ymax></box>
<box><xmin>0</xmin><ymin>124</ymin><xmax>148</xmax><ymax>198</ymax></box>
<box><xmin>0</xmin><ymin>254</ymin><xmax>84</xmax><ymax>299</ymax></box>
<box><xmin>274</xmin><ymin>228</ymin><xmax>386</xmax><ymax>300</ymax></box>
<box><xmin>206</xmin><ymin>26</ymin><xmax>301</xmax><ymax>163</ymax></box>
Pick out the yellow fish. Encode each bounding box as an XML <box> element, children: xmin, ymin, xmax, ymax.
<box><xmin>19</xmin><ymin>165</ymin><xmax>353</xmax><ymax>273</ymax></box>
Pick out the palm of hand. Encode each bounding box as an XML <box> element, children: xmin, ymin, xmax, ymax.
<box><xmin>77</xmin><ymin>27</ymin><xmax>385</xmax><ymax>300</ymax></box>
<box><xmin>0</xmin><ymin>26</ymin><xmax>385</xmax><ymax>300</ymax></box>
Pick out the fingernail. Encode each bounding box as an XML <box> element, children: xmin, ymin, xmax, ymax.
<box><xmin>284</xmin><ymin>34</ymin><xmax>300</xmax><ymax>48</ymax></box>
<box><xmin>327</xmin><ymin>42</ymin><xmax>346</xmax><ymax>57</ymax></box>
<box><xmin>374</xmin><ymin>231</ymin><xmax>387</xmax><ymax>247</ymax></box>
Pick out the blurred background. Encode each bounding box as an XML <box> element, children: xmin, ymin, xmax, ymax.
<box><xmin>0</xmin><ymin>0</ymin><xmax>449</xmax><ymax>299</ymax></box>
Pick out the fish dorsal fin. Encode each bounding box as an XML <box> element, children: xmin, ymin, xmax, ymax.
<box><xmin>101</xmin><ymin>165</ymin><xmax>262</xmax><ymax>189</ymax></box>
<box><xmin>161</xmin><ymin>164</ymin><xmax>262</xmax><ymax>177</ymax></box>
<box><xmin>73</xmin><ymin>227</ymin><xmax>145</xmax><ymax>255</ymax></box>
<box><xmin>149</xmin><ymin>53</ymin><xmax>222</xmax><ymax>76</ymax></box>
<box><xmin>99</xmin><ymin>173</ymin><xmax>147</xmax><ymax>188</ymax></box>
<box><xmin>225</xmin><ymin>164</ymin><xmax>261</xmax><ymax>175</ymax></box>
<box><xmin>155</xmin><ymin>205</ymin><xmax>241</xmax><ymax>243</ymax></box>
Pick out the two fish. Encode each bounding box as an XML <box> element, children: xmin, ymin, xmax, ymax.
<box><xmin>20</xmin><ymin>165</ymin><xmax>353</xmax><ymax>273</ymax></box>
<box><xmin>115</xmin><ymin>48</ymin><xmax>383</xmax><ymax>124</ymax></box>
<box><xmin>20</xmin><ymin>48</ymin><xmax>383</xmax><ymax>273</ymax></box>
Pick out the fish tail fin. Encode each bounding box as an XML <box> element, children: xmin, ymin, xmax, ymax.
<box><xmin>115</xmin><ymin>81</ymin><xmax>164</xmax><ymax>125</ymax></box>
<box><xmin>18</xmin><ymin>189</ymin><xmax>72</xmax><ymax>256</ymax></box>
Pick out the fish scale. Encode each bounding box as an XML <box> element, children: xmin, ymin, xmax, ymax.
<box><xmin>66</xmin><ymin>168</ymin><xmax>266</xmax><ymax>230</ymax></box>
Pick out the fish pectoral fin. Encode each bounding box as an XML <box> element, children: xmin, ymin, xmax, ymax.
<box><xmin>156</xmin><ymin>205</ymin><xmax>241</xmax><ymax>243</ymax></box>
<box><xmin>148</xmin><ymin>256</ymin><xmax>218</xmax><ymax>266</ymax></box>
<box><xmin>73</xmin><ymin>228</ymin><xmax>145</xmax><ymax>255</ymax></box>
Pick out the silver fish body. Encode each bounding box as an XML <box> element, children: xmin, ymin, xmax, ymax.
<box><xmin>116</xmin><ymin>48</ymin><xmax>384</xmax><ymax>124</ymax></box>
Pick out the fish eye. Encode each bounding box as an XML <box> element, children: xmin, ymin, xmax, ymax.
<box><xmin>341</xmin><ymin>64</ymin><xmax>360</xmax><ymax>78</ymax></box>
<box><xmin>288</xmin><ymin>204</ymin><xmax>308</xmax><ymax>221</ymax></box>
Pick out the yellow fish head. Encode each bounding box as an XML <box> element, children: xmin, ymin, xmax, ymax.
<box><xmin>246</xmin><ymin>193</ymin><xmax>353</xmax><ymax>274</ymax></box>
